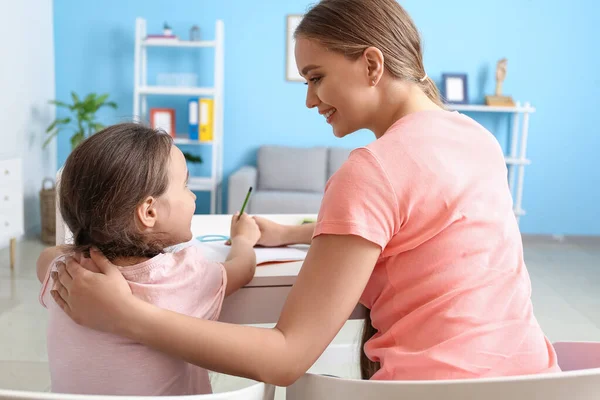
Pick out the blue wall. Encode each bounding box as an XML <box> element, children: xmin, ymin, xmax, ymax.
<box><xmin>53</xmin><ymin>0</ymin><xmax>600</xmax><ymax>235</ymax></box>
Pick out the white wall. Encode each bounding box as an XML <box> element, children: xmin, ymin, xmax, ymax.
<box><xmin>0</xmin><ymin>0</ymin><xmax>56</xmax><ymax>245</ymax></box>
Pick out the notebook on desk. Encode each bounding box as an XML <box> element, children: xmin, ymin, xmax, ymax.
<box><xmin>186</xmin><ymin>239</ymin><xmax>309</xmax><ymax>266</ymax></box>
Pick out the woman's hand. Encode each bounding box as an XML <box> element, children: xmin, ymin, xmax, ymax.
<box><xmin>252</xmin><ymin>216</ymin><xmax>287</xmax><ymax>247</ymax></box>
<box><xmin>52</xmin><ymin>249</ymin><xmax>138</xmax><ymax>335</ymax></box>
<box><xmin>229</xmin><ymin>213</ymin><xmax>261</xmax><ymax>247</ymax></box>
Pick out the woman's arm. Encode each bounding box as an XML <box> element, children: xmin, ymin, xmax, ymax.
<box><xmin>54</xmin><ymin>233</ymin><xmax>380</xmax><ymax>386</ymax></box>
<box><xmin>252</xmin><ymin>216</ymin><xmax>315</xmax><ymax>246</ymax></box>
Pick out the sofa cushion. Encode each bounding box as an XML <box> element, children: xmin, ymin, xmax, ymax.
<box><xmin>250</xmin><ymin>190</ymin><xmax>323</xmax><ymax>214</ymax></box>
<box><xmin>328</xmin><ymin>147</ymin><xmax>353</xmax><ymax>178</ymax></box>
<box><xmin>257</xmin><ymin>145</ymin><xmax>328</xmax><ymax>192</ymax></box>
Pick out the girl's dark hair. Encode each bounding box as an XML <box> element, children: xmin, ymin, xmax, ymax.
<box><xmin>295</xmin><ymin>0</ymin><xmax>442</xmax><ymax>107</ymax></box>
<box><xmin>297</xmin><ymin>0</ymin><xmax>440</xmax><ymax>378</ymax></box>
<box><xmin>360</xmin><ymin>309</ymin><xmax>381</xmax><ymax>379</ymax></box>
<box><xmin>58</xmin><ymin>122</ymin><xmax>173</xmax><ymax>261</ymax></box>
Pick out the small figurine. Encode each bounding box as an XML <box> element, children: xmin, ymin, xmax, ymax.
<box><xmin>485</xmin><ymin>57</ymin><xmax>515</xmax><ymax>107</ymax></box>
<box><xmin>190</xmin><ymin>25</ymin><xmax>201</xmax><ymax>41</ymax></box>
<box><xmin>163</xmin><ymin>22</ymin><xmax>173</xmax><ymax>36</ymax></box>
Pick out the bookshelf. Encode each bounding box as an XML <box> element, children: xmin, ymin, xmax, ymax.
<box><xmin>133</xmin><ymin>18</ymin><xmax>224</xmax><ymax>214</ymax></box>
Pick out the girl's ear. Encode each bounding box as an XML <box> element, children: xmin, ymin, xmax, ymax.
<box><xmin>363</xmin><ymin>46</ymin><xmax>385</xmax><ymax>86</ymax></box>
<box><xmin>137</xmin><ymin>196</ymin><xmax>158</xmax><ymax>229</ymax></box>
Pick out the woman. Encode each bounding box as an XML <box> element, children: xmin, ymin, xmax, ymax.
<box><xmin>52</xmin><ymin>0</ymin><xmax>560</xmax><ymax>385</ymax></box>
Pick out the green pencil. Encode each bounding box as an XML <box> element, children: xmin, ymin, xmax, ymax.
<box><xmin>238</xmin><ymin>186</ymin><xmax>253</xmax><ymax>218</ymax></box>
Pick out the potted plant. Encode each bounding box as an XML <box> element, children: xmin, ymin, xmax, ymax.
<box><xmin>40</xmin><ymin>92</ymin><xmax>117</xmax><ymax>244</ymax></box>
<box><xmin>44</xmin><ymin>91</ymin><xmax>118</xmax><ymax>150</ymax></box>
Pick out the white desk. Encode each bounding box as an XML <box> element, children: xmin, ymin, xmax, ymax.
<box><xmin>55</xmin><ymin>213</ymin><xmax>365</xmax><ymax>324</ymax></box>
<box><xmin>192</xmin><ymin>214</ymin><xmax>366</xmax><ymax>324</ymax></box>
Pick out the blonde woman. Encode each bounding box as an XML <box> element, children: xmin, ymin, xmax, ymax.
<box><xmin>52</xmin><ymin>0</ymin><xmax>560</xmax><ymax>385</ymax></box>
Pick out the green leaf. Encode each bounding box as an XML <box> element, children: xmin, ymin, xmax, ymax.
<box><xmin>71</xmin><ymin>92</ymin><xmax>80</xmax><ymax>104</ymax></box>
<box><xmin>82</xmin><ymin>96</ymin><xmax>97</xmax><ymax>114</ymax></box>
<box><xmin>84</xmin><ymin>93</ymin><xmax>95</xmax><ymax>103</ymax></box>
<box><xmin>70</xmin><ymin>131</ymin><xmax>85</xmax><ymax>150</ymax></box>
<box><xmin>49</xmin><ymin>100</ymin><xmax>69</xmax><ymax>108</ymax></box>
<box><xmin>182</xmin><ymin>151</ymin><xmax>203</xmax><ymax>164</ymax></box>
<box><xmin>91</xmin><ymin>123</ymin><xmax>105</xmax><ymax>133</ymax></box>
<box><xmin>95</xmin><ymin>93</ymin><xmax>110</xmax><ymax>106</ymax></box>
<box><xmin>80</xmin><ymin>113</ymin><xmax>93</xmax><ymax>122</ymax></box>
<box><xmin>42</xmin><ymin>130</ymin><xmax>60</xmax><ymax>149</ymax></box>
<box><xmin>45</xmin><ymin>117</ymin><xmax>71</xmax><ymax>133</ymax></box>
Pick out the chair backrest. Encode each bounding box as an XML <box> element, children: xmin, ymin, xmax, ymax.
<box><xmin>286</xmin><ymin>371</ymin><xmax>600</xmax><ymax>400</ymax></box>
<box><xmin>0</xmin><ymin>381</ymin><xmax>274</xmax><ymax>400</ymax></box>
<box><xmin>553</xmin><ymin>341</ymin><xmax>600</xmax><ymax>371</ymax></box>
<box><xmin>287</xmin><ymin>342</ymin><xmax>600</xmax><ymax>400</ymax></box>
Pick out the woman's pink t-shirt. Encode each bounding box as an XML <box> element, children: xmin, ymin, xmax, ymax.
<box><xmin>313</xmin><ymin>110</ymin><xmax>560</xmax><ymax>380</ymax></box>
<box><xmin>39</xmin><ymin>245</ymin><xmax>226</xmax><ymax>395</ymax></box>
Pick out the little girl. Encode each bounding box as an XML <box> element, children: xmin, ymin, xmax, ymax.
<box><xmin>37</xmin><ymin>122</ymin><xmax>260</xmax><ymax>395</ymax></box>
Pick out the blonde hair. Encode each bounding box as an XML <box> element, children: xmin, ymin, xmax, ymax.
<box><xmin>296</xmin><ymin>0</ymin><xmax>443</xmax><ymax>379</ymax></box>
<box><xmin>295</xmin><ymin>0</ymin><xmax>443</xmax><ymax>108</ymax></box>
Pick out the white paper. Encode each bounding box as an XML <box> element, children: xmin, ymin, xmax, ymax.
<box><xmin>198</xmin><ymin>241</ymin><xmax>308</xmax><ymax>265</ymax></box>
<box><xmin>170</xmin><ymin>239</ymin><xmax>308</xmax><ymax>265</ymax></box>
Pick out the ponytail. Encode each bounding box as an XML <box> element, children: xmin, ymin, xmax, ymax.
<box><xmin>420</xmin><ymin>76</ymin><xmax>444</xmax><ymax>108</ymax></box>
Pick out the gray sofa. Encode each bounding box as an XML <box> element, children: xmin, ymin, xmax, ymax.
<box><xmin>228</xmin><ymin>145</ymin><xmax>353</xmax><ymax>214</ymax></box>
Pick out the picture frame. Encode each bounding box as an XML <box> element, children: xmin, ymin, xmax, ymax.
<box><xmin>441</xmin><ymin>73</ymin><xmax>468</xmax><ymax>104</ymax></box>
<box><xmin>286</xmin><ymin>14</ymin><xmax>304</xmax><ymax>82</ymax></box>
<box><xmin>150</xmin><ymin>108</ymin><xmax>176</xmax><ymax>137</ymax></box>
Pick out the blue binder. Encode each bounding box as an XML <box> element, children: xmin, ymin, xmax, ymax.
<box><xmin>188</xmin><ymin>98</ymin><xmax>199</xmax><ymax>140</ymax></box>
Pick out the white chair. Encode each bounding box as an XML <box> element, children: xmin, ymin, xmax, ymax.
<box><xmin>0</xmin><ymin>383</ymin><xmax>274</xmax><ymax>400</ymax></box>
<box><xmin>553</xmin><ymin>341</ymin><xmax>600</xmax><ymax>371</ymax></box>
<box><xmin>287</xmin><ymin>342</ymin><xmax>600</xmax><ymax>400</ymax></box>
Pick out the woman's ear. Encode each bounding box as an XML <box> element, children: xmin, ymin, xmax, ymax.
<box><xmin>136</xmin><ymin>196</ymin><xmax>158</xmax><ymax>229</ymax></box>
<box><xmin>363</xmin><ymin>46</ymin><xmax>385</xmax><ymax>86</ymax></box>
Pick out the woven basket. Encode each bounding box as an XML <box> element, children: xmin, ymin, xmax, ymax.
<box><xmin>40</xmin><ymin>178</ymin><xmax>56</xmax><ymax>245</ymax></box>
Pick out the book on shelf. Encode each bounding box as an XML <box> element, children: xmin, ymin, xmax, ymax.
<box><xmin>188</xmin><ymin>98</ymin><xmax>199</xmax><ymax>140</ymax></box>
<box><xmin>199</xmin><ymin>98</ymin><xmax>214</xmax><ymax>142</ymax></box>
<box><xmin>183</xmin><ymin>97</ymin><xmax>214</xmax><ymax>142</ymax></box>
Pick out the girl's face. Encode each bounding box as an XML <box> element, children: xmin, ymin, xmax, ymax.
<box><xmin>153</xmin><ymin>146</ymin><xmax>197</xmax><ymax>246</ymax></box>
<box><xmin>295</xmin><ymin>38</ymin><xmax>377</xmax><ymax>138</ymax></box>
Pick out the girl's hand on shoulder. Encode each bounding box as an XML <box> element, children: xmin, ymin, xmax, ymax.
<box><xmin>229</xmin><ymin>213</ymin><xmax>260</xmax><ymax>247</ymax></box>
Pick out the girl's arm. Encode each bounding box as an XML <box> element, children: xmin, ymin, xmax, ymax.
<box><xmin>222</xmin><ymin>213</ymin><xmax>260</xmax><ymax>296</ymax></box>
<box><xmin>53</xmin><ymin>233</ymin><xmax>380</xmax><ymax>386</ymax></box>
<box><xmin>222</xmin><ymin>237</ymin><xmax>256</xmax><ymax>296</ymax></box>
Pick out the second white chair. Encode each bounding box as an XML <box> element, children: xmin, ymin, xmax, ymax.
<box><xmin>287</xmin><ymin>341</ymin><xmax>600</xmax><ymax>400</ymax></box>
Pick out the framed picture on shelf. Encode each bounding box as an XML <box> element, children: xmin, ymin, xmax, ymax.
<box><xmin>150</xmin><ymin>108</ymin><xmax>176</xmax><ymax>137</ymax></box>
<box><xmin>286</xmin><ymin>14</ymin><xmax>304</xmax><ymax>82</ymax></box>
<box><xmin>441</xmin><ymin>73</ymin><xmax>468</xmax><ymax>104</ymax></box>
